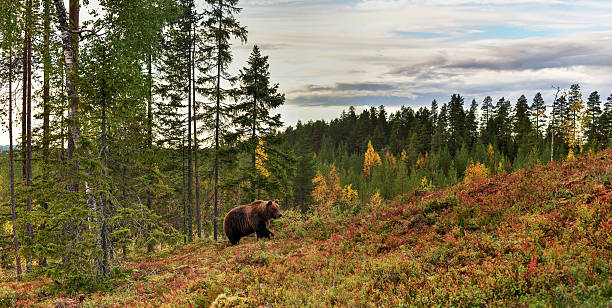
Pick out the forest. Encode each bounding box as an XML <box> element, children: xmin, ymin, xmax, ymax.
<box><xmin>0</xmin><ymin>0</ymin><xmax>611</xmax><ymax>306</ymax></box>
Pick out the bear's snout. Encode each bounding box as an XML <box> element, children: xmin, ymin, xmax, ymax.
<box><xmin>277</xmin><ymin>214</ymin><xmax>283</xmax><ymax>218</ymax></box>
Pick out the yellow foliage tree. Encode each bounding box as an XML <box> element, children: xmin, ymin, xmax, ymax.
<box><xmin>464</xmin><ymin>161</ymin><xmax>490</xmax><ymax>183</ymax></box>
<box><xmin>384</xmin><ymin>150</ymin><xmax>397</xmax><ymax>169</ymax></box>
<box><xmin>400</xmin><ymin>149</ymin><xmax>408</xmax><ymax>162</ymax></box>
<box><xmin>255</xmin><ymin>138</ymin><xmax>270</xmax><ymax>177</ymax></box>
<box><xmin>311</xmin><ymin>164</ymin><xmax>342</xmax><ymax>213</ymax></box>
<box><xmin>341</xmin><ymin>184</ymin><xmax>359</xmax><ymax>205</ymax></box>
<box><xmin>363</xmin><ymin>141</ymin><xmax>381</xmax><ymax>180</ymax></box>
<box><xmin>564</xmin><ymin>88</ymin><xmax>588</xmax><ymax>152</ymax></box>
<box><xmin>416</xmin><ymin>152</ymin><xmax>429</xmax><ymax>170</ymax></box>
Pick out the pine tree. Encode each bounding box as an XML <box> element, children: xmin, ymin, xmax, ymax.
<box><xmin>585</xmin><ymin>91</ymin><xmax>602</xmax><ymax>147</ymax></box>
<box><xmin>465</xmin><ymin>99</ymin><xmax>479</xmax><ymax>148</ymax></box>
<box><xmin>481</xmin><ymin>96</ymin><xmax>493</xmax><ymax>128</ymax></box>
<box><xmin>199</xmin><ymin>0</ymin><xmax>247</xmax><ymax>240</ymax></box>
<box><xmin>601</xmin><ymin>95</ymin><xmax>612</xmax><ymax>147</ymax></box>
<box><xmin>447</xmin><ymin>94</ymin><xmax>466</xmax><ymax>153</ymax></box>
<box><xmin>565</xmin><ymin>84</ymin><xmax>585</xmax><ymax>152</ymax></box>
<box><xmin>432</xmin><ymin>104</ymin><xmax>449</xmax><ymax>152</ymax></box>
<box><xmin>233</xmin><ymin>45</ymin><xmax>286</xmax><ymax>199</ymax></box>
<box><xmin>1</xmin><ymin>0</ymin><xmax>23</xmax><ymax>278</ymax></box>
<box><xmin>514</xmin><ymin>94</ymin><xmax>532</xmax><ymax>142</ymax></box>
<box><xmin>530</xmin><ymin>92</ymin><xmax>546</xmax><ymax>138</ymax></box>
<box><xmin>157</xmin><ymin>0</ymin><xmax>195</xmax><ymax>241</ymax></box>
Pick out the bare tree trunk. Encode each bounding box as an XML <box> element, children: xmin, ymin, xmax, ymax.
<box><xmin>41</xmin><ymin>0</ymin><xmax>52</xmax><ymax>268</ymax></box>
<box><xmin>187</xmin><ymin>29</ymin><xmax>193</xmax><ymax>242</ymax></box>
<box><xmin>192</xmin><ymin>24</ymin><xmax>201</xmax><ymax>239</ymax></box>
<box><xmin>146</xmin><ymin>53</ymin><xmax>154</xmax><ymax>253</ymax></box>
<box><xmin>54</xmin><ymin>0</ymin><xmax>80</xmax><ymax>189</ymax></box>
<box><xmin>213</xmin><ymin>0</ymin><xmax>223</xmax><ymax>241</ymax></box>
<box><xmin>24</xmin><ymin>0</ymin><xmax>33</xmax><ymax>273</ymax></box>
<box><xmin>99</xmin><ymin>73</ymin><xmax>110</xmax><ymax>276</ymax></box>
<box><xmin>551</xmin><ymin>87</ymin><xmax>560</xmax><ymax>162</ymax></box>
<box><xmin>181</xmin><ymin>136</ymin><xmax>187</xmax><ymax>243</ymax></box>
<box><xmin>9</xmin><ymin>47</ymin><xmax>23</xmax><ymax>279</ymax></box>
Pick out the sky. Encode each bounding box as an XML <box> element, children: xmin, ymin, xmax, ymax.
<box><xmin>3</xmin><ymin>0</ymin><xmax>612</xmax><ymax>144</ymax></box>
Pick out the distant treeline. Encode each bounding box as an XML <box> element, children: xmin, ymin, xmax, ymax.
<box><xmin>281</xmin><ymin>86</ymin><xmax>612</xmax><ymax>208</ymax></box>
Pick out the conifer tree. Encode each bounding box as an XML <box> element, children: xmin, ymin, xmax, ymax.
<box><xmin>199</xmin><ymin>0</ymin><xmax>247</xmax><ymax>240</ymax></box>
<box><xmin>480</xmin><ymin>96</ymin><xmax>493</xmax><ymax>128</ymax></box>
<box><xmin>447</xmin><ymin>94</ymin><xmax>466</xmax><ymax>153</ymax></box>
<box><xmin>531</xmin><ymin>92</ymin><xmax>546</xmax><ymax>138</ymax></box>
<box><xmin>585</xmin><ymin>91</ymin><xmax>602</xmax><ymax>147</ymax></box>
<box><xmin>1</xmin><ymin>0</ymin><xmax>23</xmax><ymax>278</ymax></box>
<box><xmin>234</xmin><ymin>45</ymin><xmax>286</xmax><ymax>199</ymax></box>
<box><xmin>601</xmin><ymin>95</ymin><xmax>612</xmax><ymax>146</ymax></box>
<box><xmin>565</xmin><ymin>84</ymin><xmax>585</xmax><ymax>151</ymax></box>
<box><xmin>514</xmin><ymin>94</ymin><xmax>532</xmax><ymax>142</ymax></box>
<box><xmin>465</xmin><ymin>99</ymin><xmax>479</xmax><ymax>148</ymax></box>
<box><xmin>432</xmin><ymin>104</ymin><xmax>449</xmax><ymax>152</ymax></box>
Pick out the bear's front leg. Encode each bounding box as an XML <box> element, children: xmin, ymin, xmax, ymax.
<box><xmin>255</xmin><ymin>221</ymin><xmax>273</xmax><ymax>239</ymax></box>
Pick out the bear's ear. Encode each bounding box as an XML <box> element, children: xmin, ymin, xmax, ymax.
<box><xmin>267</xmin><ymin>201</ymin><xmax>273</xmax><ymax>207</ymax></box>
<box><xmin>274</xmin><ymin>200</ymin><xmax>279</xmax><ymax>204</ymax></box>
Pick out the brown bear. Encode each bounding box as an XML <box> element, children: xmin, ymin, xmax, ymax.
<box><xmin>223</xmin><ymin>200</ymin><xmax>282</xmax><ymax>245</ymax></box>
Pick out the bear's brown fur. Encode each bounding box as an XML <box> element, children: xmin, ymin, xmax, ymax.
<box><xmin>223</xmin><ymin>200</ymin><xmax>282</xmax><ymax>245</ymax></box>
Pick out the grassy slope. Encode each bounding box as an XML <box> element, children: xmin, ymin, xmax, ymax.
<box><xmin>2</xmin><ymin>151</ymin><xmax>611</xmax><ymax>307</ymax></box>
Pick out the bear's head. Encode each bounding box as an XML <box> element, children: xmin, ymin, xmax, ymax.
<box><xmin>266</xmin><ymin>200</ymin><xmax>282</xmax><ymax>219</ymax></box>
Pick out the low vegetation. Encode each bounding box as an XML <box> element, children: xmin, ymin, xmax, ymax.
<box><xmin>0</xmin><ymin>150</ymin><xmax>609</xmax><ymax>307</ymax></box>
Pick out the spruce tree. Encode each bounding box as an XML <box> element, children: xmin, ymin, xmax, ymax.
<box><xmin>1</xmin><ymin>0</ymin><xmax>23</xmax><ymax>278</ymax></box>
<box><xmin>531</xmin><ymin>92</ymin><xmax>546</xmax><ymax>138</ymax></box>
<box><xmin>481</xmin><ymin>96</ymin><xmax>493</xmax><ymax>128</ymax></box>
<box><xmin>586</xmin><ymin>91</ymin><xmax>602</xmax><ymax>147</ymax></box>
<box><xmin>233</xmin><ymin>45</ymin><xmax>286</xmax><ymax>199</ymax></box>
<box><xmin>199</xmin><ymin>0</ymin><xmax>247</xmax><ymax>240</ymax></box>
<box><xmin>514</xmin><ymin>94</ymin><xmax>532</xmax><ymax>142</ymax></box>
<box><xmin>447</xmin><ymin>94</ymin><xmax>465</xmax><ymax>153</ymax></box>
<box><xmin>465</xmin><ymin>99</ymin><xmax>479</xmax><ymax>148</ymax></box>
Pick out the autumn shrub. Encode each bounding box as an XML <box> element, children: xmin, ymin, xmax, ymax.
<box><xmin>0</xmin><ymin>287</ymin><xmax>16</xmax><ymax>307</ymax></box>
<box><xmin>464</xmin><ymin>160</ymin><xmax>490</xmax><ymax>183</ymax></box>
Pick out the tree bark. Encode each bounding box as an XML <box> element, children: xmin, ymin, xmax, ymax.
<box><xmin>24</xmin><ymin>0</ymin><xmax>33</xmax><ymax>273</ymax></box>
<box><xmin>54</xmin><ymin>0</ymin><xmax>80</xmax><ymax>190</ymax></box>
<box><xmin>41</xmin><ymin>0</ymin><xmax>52</xmax><ymax>268</ymax></box>
<box><xmin>99</xmin><ymin>72</ymin><xmax>110</xmax><ymax>276</ymax></box>
<box><xmin>146</xmin><ymin>53</ymin><xmax>154</xmax><ymax>253</ymax></box>
<box><xmin>192</xmin><ymin>24</ymin><xmax>201</xmax><ymax>239</ymax></box>
<box><xmin>187</xmin><ymin>25</ymin><xmax>193</xmax><ymax>242</ymax></box>
<box><xmin>9</xmin><ymin>47</ymin><xmax>23</xmax><ymax>279</ymax></box>
<box><xmin>213</xmin><ymin>0</ymin><xmax>223</xmax><ymax>241</ymax></box>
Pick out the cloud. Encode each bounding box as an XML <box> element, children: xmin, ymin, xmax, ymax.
<box><xmin>389</xmin><ymin>33</ymin><xmax>612</xmax><ymax>77</ymax></box>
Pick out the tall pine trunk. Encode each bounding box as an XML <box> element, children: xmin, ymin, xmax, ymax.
<box><xmin>192</xmin><ymin>23</ymin><xmax>201</xmax><ymax>238</ymax></box>
<box><xmin>9</xmin><ymin>47</ymin><xmax>23</xmax><ymax>279</ymax></box>
<box><xmin>213</xmin><ymin>0</ymin><xmax>223</xmax><ymax>241</ymax></box>
<box><xmin>146</xmin><ymin>53</ymin><xmax>154</xmax><ymax>253</ymax></box>
<box><xmin>99</xmin><ymin>68</ymin><xmax>110</xmax><ymax>276</ymax></box>
<box><xmin>187</xmin><ymin>27</ymin><xmax>193</xmax><ymax>242</ymax></box>
<box><xmin>41</xmin><ymin>0</ymin><xmax>52</xmax><ymax>268</ymax></box>
<box><xmin>24</xmin><ymin>0</ymin><xmax>33</xmax><ymax>273</ymax></box>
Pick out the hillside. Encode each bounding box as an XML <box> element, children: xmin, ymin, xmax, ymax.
<box><xmin>1</xmin><ymin>151</ymin><xmax>611</xmax><ymax>307</ymax></box>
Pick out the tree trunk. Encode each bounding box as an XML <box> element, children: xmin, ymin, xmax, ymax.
<box><xmin>213</xmin><ymin>0</ymin><xmax>223</xmax><ymax>241</ymax></box>
<box><xmin>24</xmin><ymin>0</ymin><xmax>33</xmax><ymax>273</ymax></box>
<box><xmin>99</xmin><ymin>71</ymin><xmax>110</xmax><ymax>276</ymax></box>
<box><xmin>54</xmin><ymin>0</ymin><xmax>80</xmax><ymax>189</ymax></box>
<box><xmin>192</xmin><ymin>23</ymin><xmax>201</xmax><ymax>238</ymax></box>
<box><xmin>181</xmin><ymin>136</ymin><xmax>187</xmax><ymax>243</ymax></box>
<box><xmin>41</xmin><ymin>0</ymin><xmax>52</xmax><ymax>268</ymax></box>
<box><xmin>251</xmin><ymin>61</ymin><xmax>258</xmax><ymax>198</ymax></box>
<box><xmin>9</xmin><ymin>47</ymin><xmax>23</xmax><ymax>279</ymax></box>
<box><xmin>146</xmin><ymin>53</ymin><xmax>154</xmax><ymax>253</ymax></box>
<box><xmin>187</xmin><ymin>29</ymin><xmax>193</xmax><ymax>242</ymax></box>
